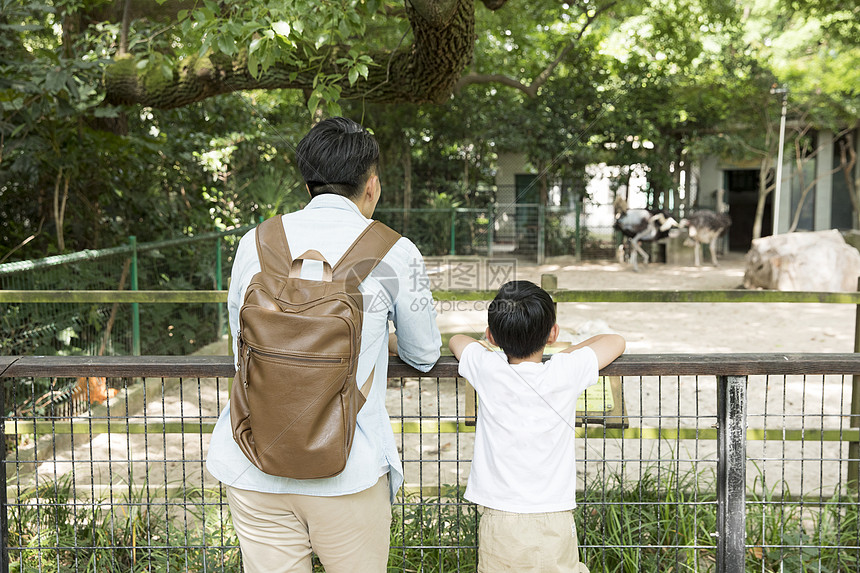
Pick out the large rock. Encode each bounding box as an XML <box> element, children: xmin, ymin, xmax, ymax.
<box><xmin>744</xmin><ymin>230</ymin><xmax>860</xmax><ymax>292</ymax></box>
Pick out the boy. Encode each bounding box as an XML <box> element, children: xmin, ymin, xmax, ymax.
<box><xmin>449</xmin><ymin>280</ymin><xmax>626</xmax><ymax>573</ymax></box>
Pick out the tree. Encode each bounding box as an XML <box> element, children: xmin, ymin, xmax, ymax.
<box><xmin>100</xmin><ymin>0</ymin><xmax>499</xmax><ymax>112</ymax></box>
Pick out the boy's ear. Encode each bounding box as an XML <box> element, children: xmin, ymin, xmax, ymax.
<box><xmin>485</xmin><ymin>327</ymin><xmax>496</xmax><ymax>346</ymax></box>
<box><xmin>546</xmin><ymin>324</ymin><xmax>560</xmax><ymax>345</ymax></box>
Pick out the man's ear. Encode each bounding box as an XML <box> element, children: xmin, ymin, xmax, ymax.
<box><xmin>365</xmin><ymin>174</ymin><xmax>380</xmax><ymax>202</ymax></box>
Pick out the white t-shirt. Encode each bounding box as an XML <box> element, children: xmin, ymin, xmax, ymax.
<box><xmin>458</xmin><ymin>342</ymin><xmax>599</xmax><ymax>513</ymax></box>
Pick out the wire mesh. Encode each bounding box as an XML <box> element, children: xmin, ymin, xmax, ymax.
<box><xmin>745</xmin><ymin>373</ymin><xmax>859</xmax><ymax>571</ymax></box>
<box><xmin>3</xmin><ymin>373</ymin><xmax>233</xmax><ymax>571</ymax></box>
<box><xmin>3</xmin><ymin>358</ymin><xmax>857</xmax><ymax>572</ymax></box>
<box><xmin>0</xmin><ymin>230</ymin><xmax>248</xmax><ymax>359</ymax></box>
<box><xmin>0</xmin><ymin>250</ymin><xmax>134</xmax><ymax>357</ymax></box>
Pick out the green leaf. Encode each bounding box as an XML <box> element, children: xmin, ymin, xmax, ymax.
<box><xmin>44</xmin><ymin>69</ymin><xmax>65</xmax><ymax>92</ymax></box>
<box><xmin>348</xmin><ymin>67</ymin><xmax>359</xmax><ymax>85</ymax></box>
<box><xmin>357</xmin><ymin>63</ymin><xmax>368</xmax><ymax>79</ymax></box>
<box><xmin>338</xmin><ymin>18</ymin><xmax>350</xmax><ymax>38</ymax></box>
<box><xmin>272</xmin><ymin>21</ymin><xmax>291</xmax><ymax>38</ymax></box>
<box><xmin>198</xmin><ymin>36</ymin><xmax>212</xmax><ymax>58</ymax></box>
<box><xmin>307</xmin><ymin>92</ymin><xmax>321</xmax><ymax>115</ymax></box>
<box><xmin>136</xmin><ymin>59</ymin><xmax>149</xmax><ymax>70</ymax></box>
<box><xmin>326</xmin><ymin>100</ymin><xmax>342</xmax><ymax>117</ymax></box>
<box><xmin>248</xmin><ymin>50</ymin><xmax>259</xmax><ymax>78</ymax></box>
<box><xmin>217</xmin><ymin>35</ymin><xmax>236</xmax><ymax>56</ymax></box>
<box><xmin>249</xmin><ymin>37</ymin><xmax>263</xmax><ymax>54</ymax></box>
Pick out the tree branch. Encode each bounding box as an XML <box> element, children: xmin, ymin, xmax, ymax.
<box><xmin>104</xmin><ymin>0</ymin><xmax>476</xmax><ymax>108</ymax></box>
<box><xmin>119</xmin><ymin>0</ymin><xmax>131</xmax><ymax>55</ymax></box>
<box><xmin>455</xmin><ymin>1</ymin><xmax>616</xmax><ymax>97</ymax></box>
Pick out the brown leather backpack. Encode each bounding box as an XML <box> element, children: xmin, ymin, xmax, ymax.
<box><xmin>230</xmin><ymin>215</ymin><xmax>400</xmax><ymax>479</ymax></box>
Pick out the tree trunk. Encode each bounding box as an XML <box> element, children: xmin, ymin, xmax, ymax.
<box><xmin>104</xmin><ymin>0</ymin><xmax>477</xmax><ymax>109</ymax></box>
<box><xmin>752</xmin><ymin>154</ymin><xmax>772</xmax><ymax>241</ymax></box>
<box><xmin>402</xmin><ymin>142</ymin><xmax>412</xmax><ymax>235</ymax></box>
<box><xmin>53</xmin><ymin>169</ymin><xmax>69</xmax><ymax>252</ymax></box>
<box><xmin>787</xmin><ymin>129</ymin><xmax>851</xmax><ymax>233</ymax></box>
<box><xmin>119</xmin><ymin>0</ymin><xmax>132</xmax><ymax>55</ymax></box>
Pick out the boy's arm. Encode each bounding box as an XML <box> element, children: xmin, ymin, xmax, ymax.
<box><xmin>448</xmin><ymin>334</ymin><xmax>480</xmax><ymax>360</ymax></box>
<box><xmin>559</xmin><ymin>334</ymin><xmax>626</xmax><ymax>370</ymax></box>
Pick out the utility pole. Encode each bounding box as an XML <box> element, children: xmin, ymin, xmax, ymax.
<box><xmin>770</xmin><ymin>85</ymin><xmax>788</xmax><ymax>236</ymax></box>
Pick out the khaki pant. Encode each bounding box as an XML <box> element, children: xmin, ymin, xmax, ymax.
<box><xmin>226</xmin><ymin>476</ymin><xmax>391</xmax><ymax>573</ymax></box>
<box><xmin>477</xmin><ymin>507</ymin><xmax>590</xmax><ymax>573</ymax></box>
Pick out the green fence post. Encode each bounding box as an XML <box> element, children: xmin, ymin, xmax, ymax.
<box><xmin>129</xmin><ymin>236</ymin><xmax>140</xmax><ymax>356</ymax></box>
<box><xmin>216</xmin><ymin>236</ymin><xmax>224</xmax><ymax>338</ymax></box>
<box><xmin>537</xmin><ymin>204</ymin><xmax>545</xmax><ymax>265</ymax></box>
<box><xmin>488</xmin><ymin>206</ymin><xmax>494</xmax><ymax>258</ymax></box>
<box><xmin>849</xmin><ymin>278</ymin><xmax>860</xmax><ymax>491</ymax></box>
<box><xmin>449</xmin><ymin>209</ymin><xmax>456</xmax><ymax>256</ymax></box>
<box><xmin>575</xmin><ymin>195</ymin><xmax>582</xmax><ymax>261</ymax></box>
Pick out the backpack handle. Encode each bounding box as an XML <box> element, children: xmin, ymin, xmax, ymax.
<box><xmin>290</xmin><ymin>250</ymin><xmax>333</xmax><ymax>282</ymax></box>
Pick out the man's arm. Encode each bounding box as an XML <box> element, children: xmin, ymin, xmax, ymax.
<box><xmin>559</xmin><ymin>334</ymin><xmax>626</xmax><ymax>370</ymax></box>
<box><xmin>388</xmin><ymin>239</ymin><xmax>441</xmax><ymax>371</ymax></box>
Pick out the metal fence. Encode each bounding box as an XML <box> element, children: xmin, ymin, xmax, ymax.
<box><xmin>1</xmin><ymin>205</ymin><xmax>599</xmax><ymax>359</ymax></box>
<box><xmin>377</xmin><ymin>204</ymin><xmax>617</xmax><ymax>263</ymax></box>
<box><xmin>1</xmin><ymin>354</ymin><xmax>858</xmax><ymax>572</ymax></box>
<box><xmin>0</xmin><ymin>228</ymin><xmax>253</xmax><ymax>357</ymax></box>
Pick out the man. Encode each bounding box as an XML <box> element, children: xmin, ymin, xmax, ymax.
<box><xmin>206</xmin><ymin>117</ymin><xmax>441</xmax><ymax>573</ymax></box>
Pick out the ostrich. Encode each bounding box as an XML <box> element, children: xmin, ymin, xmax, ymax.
<box><xmin>680</xmin><ymin>210</ymin><xmax>732</xmax><ymax>266</ymax></box>
<box><xmin>613</xmin><ymin>197</ymin><xmax>679</xmax><ymax>272</ymax></box>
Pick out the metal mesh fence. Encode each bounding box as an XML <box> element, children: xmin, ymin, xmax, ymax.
<box><xmin>0</xmin><ymin>249</ymin><xmax>135</xmax><ymax>357</ymax></box>
<box><xmin>2</xmin><ymin>355</ymin><xmax>858</xmax><ymax>572</ymax></box>
<box><xmin>377</xmin><ymin>204</ymin><xmax>618</xmax><ymax>261</ymax></box>
<box><xmin>0</xmin><ymin>229</ymin><xmax>250</xmax><ymax>358</ymax></box>
<box><xmin>2</xmin><ymin>203</ymin><xmax>626</xmax><ymax>360</ymax></box>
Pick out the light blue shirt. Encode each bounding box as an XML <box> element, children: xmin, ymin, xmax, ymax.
<box><xmin>206</xmin><ymin>194</ymin><xmax>441</xmax><ymax>502</ymax></box>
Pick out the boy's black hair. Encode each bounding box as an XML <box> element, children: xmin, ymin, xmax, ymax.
<box><xmin>487</xmin><ymin>280</ymin><xmax>556</xmax><ymax>359</ymax></box>
<box><xmin>295</xmin><ymin>117</ymin><xmax>379</xmax><ymax>199</ymax></box>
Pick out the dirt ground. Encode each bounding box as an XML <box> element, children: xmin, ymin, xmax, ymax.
<box><xmin>14</xmin><ymin>251</ymin><xmax>856</xmax><ymax>500</ymax></box>
<box><xmin>436</xmin><ymin>251</ymin><xmax>855</xmax><ymax>354</ymax></box>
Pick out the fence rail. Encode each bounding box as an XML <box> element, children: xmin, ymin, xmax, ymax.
<box><xmin>2</xmin><ymin>354</ymin><xmax>860</xmax><ymax>572</ymax></box>
<box><xmin>3</xmin><ymin>288</ymin><xmax>859</xmax><ymax>305</ymax></box>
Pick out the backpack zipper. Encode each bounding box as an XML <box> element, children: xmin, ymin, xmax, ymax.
<box><xmin>248</xmin><ymin>346</ymin><xmax>345</xmax><ymax>365</ymax></box>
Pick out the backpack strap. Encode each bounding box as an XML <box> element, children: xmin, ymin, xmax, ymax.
<box><xmin>360</xmin><ymin>366</ymin><xmax>375</xmax><ymax>398</ymax></box>
<box><xmin>332</xmin><ymin>221</ymin><xmax>401</xmax><ymax>286</ymax></box>
<box><xmin>255</xmin><ymin>215</ymin><xmax>293</xmax><ymax>277</ymax></box>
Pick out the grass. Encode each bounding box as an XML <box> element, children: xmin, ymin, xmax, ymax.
<box><xmin>6</xmin><ymin>468</ymin><xmax>860</xmax><ymax>572</ymax></box>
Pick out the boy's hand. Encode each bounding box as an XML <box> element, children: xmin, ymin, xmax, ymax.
<box><xmin>560</xmin><ymin>334</ymin><xmax>626</xmax><ymax>370</ymax></box>
<box><xmin>448</xmin><ymin>334</ymin><xmax>480</xmax><ymax>360</ymax></box>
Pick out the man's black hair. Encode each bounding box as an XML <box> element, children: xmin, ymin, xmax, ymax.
<box><xmin>487</xmin><ymin>280</ymin><xmax>556</xmax><ymax>359</ymax></box>
<box><xmin>295</xmin><ymin>117</ymin><xmax>379</xmax><ymax>199</ymax></box>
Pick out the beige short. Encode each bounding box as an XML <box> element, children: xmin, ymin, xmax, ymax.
<box><xmin>226</xmin><ymin>475</ymin><xmax>391</xmax><ymax>573</ymax></box>
<box><xmin>477</xmin><ymin>506</ymin><xmax>590</xmax><ymax>573</ymax></box>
